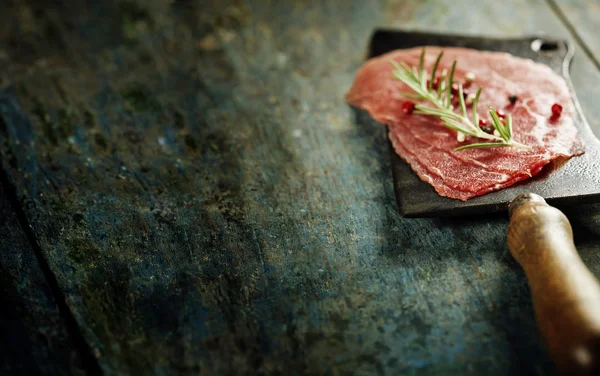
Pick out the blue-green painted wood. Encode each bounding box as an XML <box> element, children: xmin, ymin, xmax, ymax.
<box><xmin>0</xmin><ymin>182</ymin><xmax>85</xmax><ymax>375</ymax></box>
<box><xmin>0</xmin><ymin>0</ymin><xmax>600</xmax><ymax>374</ymax></box>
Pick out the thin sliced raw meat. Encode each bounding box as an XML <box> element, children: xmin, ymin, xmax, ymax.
<box><xmin>347</xmin><ymin>47</ymin><xmax>585</xmax><ymax>200</ymax></box>
<box><xmin>388</xmin><ymin>122</ymin><xmax>547</xmax><ymax>197</ymax></box>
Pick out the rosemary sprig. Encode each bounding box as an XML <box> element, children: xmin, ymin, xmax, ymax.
<box><xmin>390</xmin><ymin>49</ymin><xmax>530</xmax><ymax>151</ymax></box>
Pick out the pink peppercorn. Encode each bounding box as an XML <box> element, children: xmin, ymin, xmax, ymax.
<box><xmin>402</xmin><ymin>101</ymin><xmax>415</xmax><ymax>114</ymax></box>
<box><xmin>551</xmin><ymin>103</ymin><xmax>563</xmax><ymax>117</ymax></box>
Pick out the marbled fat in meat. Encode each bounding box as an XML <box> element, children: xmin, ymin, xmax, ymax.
<box><xmin>347</xmin><ymin>47</ymin><xmax>584</xmax><ymax>200</ymax></box>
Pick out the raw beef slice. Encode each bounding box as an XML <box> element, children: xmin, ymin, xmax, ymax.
<box><xmin>347</xmin><ymin>47</ymin><xmax>585</xmax><ymax>201</ymax></box>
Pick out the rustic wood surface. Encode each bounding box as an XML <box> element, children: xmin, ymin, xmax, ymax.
<box><xmin>1</xmin><ymin>0</ymin><xmax>600</xmax><ymax>375</ymax></box>
<box><xmin>552</xmin><ymin>0</ymin><xmax>600</xmax><ymax>69</ymax></box>
<box><xmin>0</xmin><ymin>182</ymin><xmax>85</xmax><ymax>375</ymax></box>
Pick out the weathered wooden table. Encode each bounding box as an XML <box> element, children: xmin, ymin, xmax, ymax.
<box><xmin>1</xmin><ymin>1</ymin><xmax>600</xmax><ymax>374</ymax></box>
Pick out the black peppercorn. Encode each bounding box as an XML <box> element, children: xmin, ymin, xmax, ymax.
<box><xmin>482</xmin><ymin>125</ymin><xmax>495</xmax><ymax>134</ymax></box>
<box><xmin>508</xmin><ymin>95</ymin><xmax>517</xmax><ymax>104</ymax></box>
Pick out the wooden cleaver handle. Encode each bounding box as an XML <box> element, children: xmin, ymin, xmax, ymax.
<box><xmin>507</xmin><ymin>193</ymin><xmax>600</xmax><ymax>375</ymax></box>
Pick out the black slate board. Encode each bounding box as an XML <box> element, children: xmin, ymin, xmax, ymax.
<box><xmin>365</xmin><ymin>30</ymin><xmax>600</xmax><ymax>218</ymax></box>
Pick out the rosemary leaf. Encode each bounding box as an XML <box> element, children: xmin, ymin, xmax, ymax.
<box><xmin>437</xmin><ymin>69</ymin><xmax>446</xmax><ymax>98</ymax></box>
<box><xmin>412</xmin><ymin>66</ymin><xmax>419</xmax><ymax>79</ymax></box>
<box><xmin>415</xmin><ymin>107</ymin><xmax>462</xmax><ymax>120</ymax></box>
<box><xmin>399</xmin><ymin>78</ymin><xmax>425</xmax><ymax>95</ymax></box>
<box><xmin>454</xmin><ymin>142</ymin><xmax>510</xmax><ymax>151</ymax></box>
<box><xmin>440</xmin><ymin>116</ymin><xmax>475</xmax><ymax>135</ymax></box>
<box><xmin>440</xmin><ymin>121</ymin><xmax>470</xmax><ymax>134</ymax></box>
<box><xmin>392</xmin><ymin>69</ymin><xmax>422</xmax><ymax>92</ymax></box>
<box><xmin>445</xmin><ymin>61</ymin><xmax>456</xmax><ymax>107</ymax></box>
<box><xmin>389</xmin><ymin>47</ymin><xmax>529</xmax><ymax>151</ymax></box>
<box><xmin>391</xmin><ymin>69</ymin><xmax>414</xmax><ymax>83</ymax></box>
<box><xmin>472</xmin><ymin>87</ymin><xmax>482</xmax><ymax>126</ymax></box>
<box><xmin>419</xmin><ymin>47</ymin><xmax>426</xmax><ymax>85</ymax></box>
<box><xmin>429</xmin><ymin>51</ymin><xmax>443</xmax><ymax>91</ymax></box>
<box><xmin>400</xmin><ymin>92</ymin><xmax>425</xmax><ymax>100</ymax></box>
<box><xmin>489</xmin><ymin>108</ymin><xmax>510</xmax><ymax>142</ymax></box>
<box><xmin>506</xmin><ymin>114</ymin><xmax>513</xmax><ymax>139</ymax></box>
<box><xmin>398</xmin><ymin>61</ymin><xmax>416</xmax><ymax>78</ymax></box>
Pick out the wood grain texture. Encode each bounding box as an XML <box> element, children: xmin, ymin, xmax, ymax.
<box><xmin>550</xmin><ymin>0</ymin><xmax>600</xmax><ymax>68</ymax></box>
<box><xmin>0</xmin><ymin>0</ymin><xmax>599</xmax><ymax>374</ymax></box>
<box><xmin>0</xmin><ymin>182</ymin><xmax>85</xmax><ymax>375</ymax></box>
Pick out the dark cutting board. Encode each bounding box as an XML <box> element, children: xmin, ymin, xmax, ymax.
<box><xmin>360</xmin><ymin>30</ymin><xmax>600</xmax><ymax>218</ymax></box>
